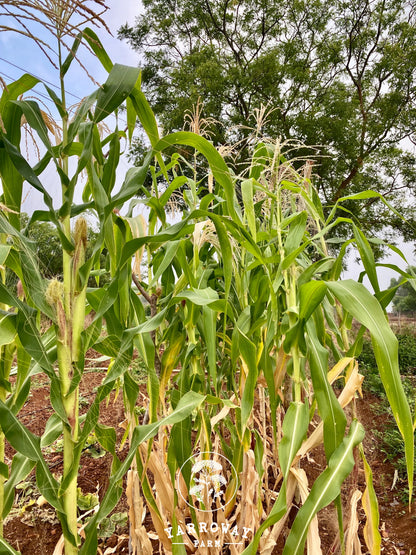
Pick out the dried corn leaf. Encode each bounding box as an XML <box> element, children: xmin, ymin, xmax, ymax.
<box><xmin>327</xmin><ymin>357</ymin><xmax>354</xmax><ymax>384</ymax></box>
<box><xmin>291</xmin><ymin>467</ymin><xmax>322</xmax><ymax>555</ymax></box>
<box><xmin>260</xmin><ymin>472</ymin><xmax>298</xmax><ymax>554</ymax></box>
<box><xmin>297</xmin><ymin>364</ymin><xmax>363</xmax><ymax>457</ymax></box>
<box><xmin>345</xmin><ymin>490</ymin><xmax>362</xmax><ymax>555</ymax></box>
<box><xmin>126</xmin><ymin>470</ymin><xmax>153</xmax><ymax>555</ymax></box>
<box><xmin>239</xmin><ymin>449</ymin><xmax>260</xmax><ymax>533</ymax></box>
<box><xmin>360</xmin><ymin>447</ymin><xmax>381</xmax><ymax>555</ymax></box>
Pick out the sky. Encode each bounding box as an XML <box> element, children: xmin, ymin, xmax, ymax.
<box><xmin>0</xmin><ymin>0</ymin><xmax>144</xmax><ymax>213</ymax></box>
<box><xmin>0</xmin><ymin>1</ymin><xmax>414</xmax><ymax>296</ymax></box>
<box><xmin>0</xmin><ymin>1</ymin><xmax>140</xmax><ymax>97</ymax></box>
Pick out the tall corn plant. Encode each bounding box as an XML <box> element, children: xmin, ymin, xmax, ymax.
<box><xmin>0</xmin><ymin>16</ymin><xmax>207</xmax><ymax>554</ymax></box>
<box><xmin>120</xmin><ymin>132</ymin><xmax>414</xmax><ymax>554</ymax></box>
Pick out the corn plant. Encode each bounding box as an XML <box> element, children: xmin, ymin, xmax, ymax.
<box><xmin>118</xmin><ymin>131</ymin><xmax>415</xmax><ymax>554</ymax></box>
<box><xmin>0</xmin><ymin>17</ymin><xmax>207</xmax><ymax>553</ymax></box>
<box><xmin>0</xmin><ymin>13</ymin><xmax>414</xmax><ymax>553</ymax></box>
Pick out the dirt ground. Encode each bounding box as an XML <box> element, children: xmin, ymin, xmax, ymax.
<box><xmin>3</xmin><ymin>365</ymin><xmax>416</xmax><ymax>554</ymax></box>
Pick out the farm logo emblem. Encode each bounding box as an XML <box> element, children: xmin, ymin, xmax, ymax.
<box><xmin>177</xmin><ymin>451</ymin><xmax>238</xmax><ymax>512</ymax></box>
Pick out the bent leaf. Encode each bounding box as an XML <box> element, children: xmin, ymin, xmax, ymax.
<box><xmin>327</xmin><ymin>280</ymin><xmax>414</xmax><ymax>502</ymax></box>
<box><xmin>282</xmin><ymin>420</ymin><xmax>364</xmax><ymax>555</ymax></box>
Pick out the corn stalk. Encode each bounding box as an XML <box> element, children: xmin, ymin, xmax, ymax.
<box><xmin>122</xmin><ymin>131</ymin><xmax>414</xmax><ymax>554</ymax></box>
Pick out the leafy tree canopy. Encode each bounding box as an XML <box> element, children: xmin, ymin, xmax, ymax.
<box><xmin>6</xmin><ymin>214</ymin><xmax>106</xmax><ymax>288</ymax></box>
<box><xmin>390</xmin><ymin>267</ymin><xmax>416</xmax><ymax>313</ymax></box>
<box><xmin>120</xmin><ymin>0</ymin><xmax>416</xmax><ymax>242</ymax></box>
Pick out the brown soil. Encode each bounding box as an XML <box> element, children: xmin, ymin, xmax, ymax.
<box><xmin>3</xmin><ymin>366</ymin><xmax>416</xmax><ymax>554</ymax></box>
<box><xmin>355</xmin><ymin>394</ymin><xmax>416</xmax><ymax>554</ymax></box>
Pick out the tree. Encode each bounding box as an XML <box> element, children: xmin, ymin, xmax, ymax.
<box><xmin>119</xmin><ymin>0</ymin><xmax>416</xmax><ymax>241</ymax></box>
<box><xmin>390</xmin><ymin>267</ymin><xmax>416</xmax><ymax>313</ymax></box>
<box><xmin>6</xmin><ymin>215</ymin><xmax>106</xmax><ymax>289</ymax></box>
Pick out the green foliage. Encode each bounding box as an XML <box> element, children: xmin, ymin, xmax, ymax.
<box><xmin>398</xmin><ymin>334</ymin><xmax>416</xmax><ymax>374</ymax></box>
<box><xmin>359</xmin><ymin>332</ymin><xmax>416</xmax><ymax>376</ymax></box>
<box><xmin>372</xmin><ymin>377</ymin><xmax>416</xmax><ymax>498</ymax></box>
<box><xmin>360</xmin><ymin>334</ymin><xmax>416</xmax><ymax>498</ymax></box>
<box><xmin>97</xmin><ymin>512</ymin><xmax>127</xmax><ymax>539</ymax></box>
<box><xmin>4</xmin><ymin>215</ymin><xmax>107</xmax><ymax>290</ymax></box>
<box><xmin>76</xmin><ymin>489</ymin><xmax>99</xmax><ymax>512</ymax></box>
<box><xmin>120</xmin><ymin>0</ymin><xmax>416</xmax><ymax>242</ymax></box>
<box><xmin>390</xmin><ymin>267</ymin><xmax>416</xmax><ymax>313</ymax></box>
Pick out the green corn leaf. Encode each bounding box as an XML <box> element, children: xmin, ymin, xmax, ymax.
<box><xmin>95</xmin><ymin>423</ymin><xmax>117</xmax><ymax>456</ymax></box>
<box><xmin>0</xmin><ymin>463</ymin><xmax>8</xmax><ymax>480</ymax></box>
<box><xmin>279</xmin><ymin>402</ymin><xmax>310</xmax><ymax>479</ymax></box>
<box><xmin>0</xmin><ymin>538</ymin><xmax>20</xmax><ymax>554</ymax></box>
<box><xmin>242</xmin><ymin>402</ymin><xmax>309</xmax><ymax>555</ymax></box>
<box><xmin>42</xmin><ymin>84</ymin><xmax>66</xmax><ymax>118</ymax></box>
<box><xmin>202</xmin><ymin>306</ymin><xmax>218</xmax><ymax>390</ymax></box>
<box><xmin>299</xmin><ymin>281</ymin><xmax>327</xmax><ymax>322</ymax></box>
<box><xmin>0</xmin><ymin>400</ymin><xmax>65</xmax><ymax>515</ymax></box>
<box><xmin>61</xmin><ymin>31</ymin><xmax>82</xmax><ymax>76</ymax></box>
<box><xmin>0</xmin><ymin>75</ymin><xmax>38</xmax><ymax>228</ymax></box>
<box><xmin>3</xmin><ymin>453</ymin><xmax>35</xmax><ymax>519</ymax></box>
<box><xmin>125</xmin><ymin>96</ymin><xmax>136</xmax><ymax>144</ymax></box>
<box><xmin>336</xmin><ymin>190</ymin><xmax>412</xmax><ymax>231</ymax></box>
<box><xmin>282</xmin><ymin>420</ymin><xmax>365</xmax><ymax>555</ymax></box>
<box><xmin>0</xmin><ymin>215</ymin><xmax>53</xmax><ymax>316</ymax></box>
<box><xmin>0</xmin><ymin>74</ymin><xmax>39</xmax><ymax>111</ymax></box>
<box><xmin>297</xmin><ymin>258</ymin><xmax>334</xmax><ymax>287</ymax></box>
<box><xmin>129</xmin><ymin>86</ymin><xmax>160</xmax><ymax>148</ymax></box>
<box><xmin>94</xmin><ymin>64</ymin><xmax>140</xmax><ymax>123</ymax></box>
<box><xmin>169</xmin><ymin>415</ymin><xmax>193</xmax><ymax>486</ymax></box>
<box><xmin>353</xmin><ymin>224</ymin><xmax>380</xmax><ymax>294</ymax></box>
<box><xmin>121</xmin><ymin>221</ymin><xmax>195</xmax><ymax>267</ymax></box>
<box><xmin>0</xmin><ymin>245</ymin><xmax>11</xmax><ymax>266</ymax></box>
<box><xmin>375</xmin><ymin>285</ymin><xmax>399</xmax><ymax>310</ymax></box>
<box><xmin>173</xmin><ymin>287</ymin><xmax>219</xmax><ymax>306</ymax></box>
<box><xmin>284</xmin><ymin>211</ymin><xmax>307</xmax><ymax>255</ymax></box>
<box><xmin>102</xmin><ymin>132</ymin><xmax>120</xmax><ymax>195</ymax></box>
<box><xmin>327</xmin><ymin>280</ymin><xmax>414</xmax><ymax>502</ymax></box>
<box><xmin>80</xmin><ymin>391</ymin><xmax>205</xmax><ymax>554</ymax></box>
<box><xmin>92</xmin><ymin>124</ymin><xmax>105</xmax><ymax>165</ymax></box>
<box><xmin>260</xmin><ymin>343</ymin><xmax>278</xmax><ymax>439</ymax></box>
<box><xmin>306</xmin><ymin>320</ymin><xmax>347</xmax><ymax>459</ymax></box>
<box><xmin>82</xmin><ymin>28</ymin><xmax>113</xmax><ymax>72</ymax></box>
<box><xmin>150</xmin><ymin>240</ymin><xmax>180</xmax><ymax>286</ymax></box>
<box><xmin>123</xmin><ymin>370</ymin><xmax>140</xmax><ymax>415</ymax></box>
<box><xmin>211</xmin><ymin>215</ymin><xmax>233</xmax><ymax>302</ymax></box>
<box><xmin>154</xmin><ymin>132</ymin><xmax>240</xmax><ymax>222</ymax></box>
<box><xmin>249</xmin><ymin>142</ymin><xmax>269</xmax><ymax>180</ymax></box>
<box><xmin>10</xmin><ymin>100</ymin><xmax>54</xmax><ymax>155</ymax></box>
<box><xmin>67</xmin><ymin>90</ymin><xmax>98</xmax><ymax>144</ymax></box>
<box><xmin>0</xmin><ymin>137</ymin><xmax>73</xmax><ymax>250</ymax></box>
<box><xmin>12</xmin><ymin>342</ymin><xmax>32</xmax><ymax>412</ymax></box>
<box><xmin>241</xmin><ymin>178</ymin><xmax>257</xmax><ymax>241</ymax></box>
<box><xmin>171</xmin><ymin>527</ymin><xmax>187</xmax><ymax>555</ymax></box>
<box><xmin>0</xmin><ymin>313</ymin><xmax>16</xmax><ymax>346</ymax></box>
<box><xmin>41</xmin><ymin>413</ymin><xmax>63</xmax><ymax>448</ymax></box>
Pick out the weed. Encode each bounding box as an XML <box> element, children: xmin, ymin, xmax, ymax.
<box><xmin>129</xmin><ymin>356</ymin><xmax>147</xmax><ymax>383</ymax></box>
<box><xmin>97</xmin><ymin>512</ymin><xmax>128</xmax><ymax>539</ymax></box>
